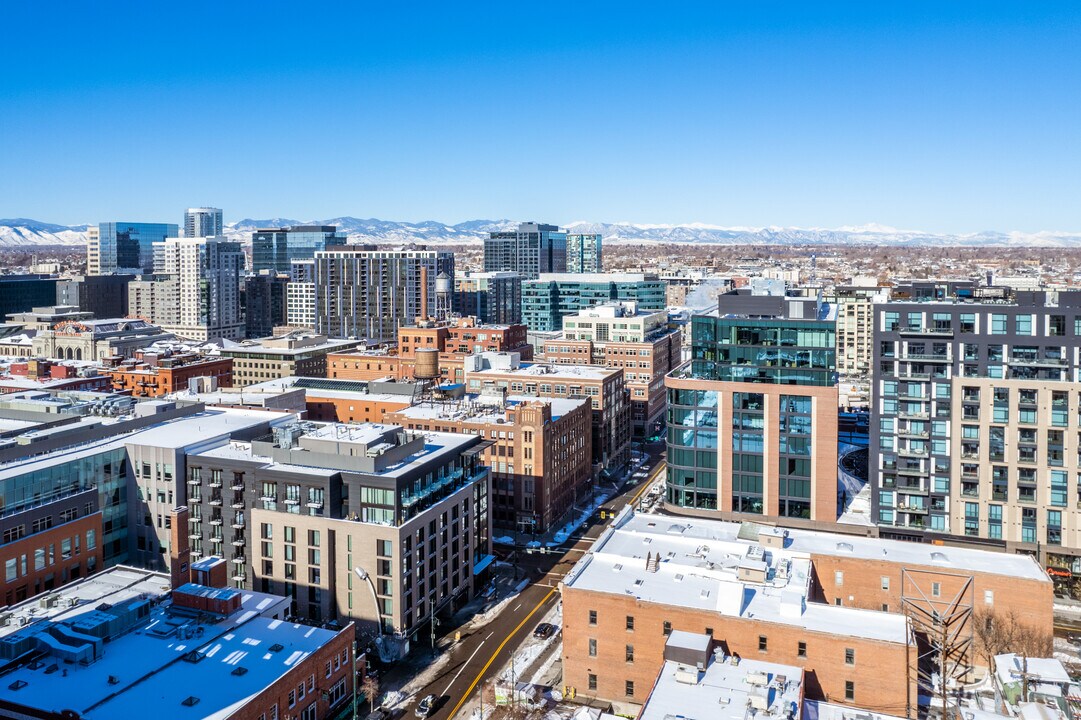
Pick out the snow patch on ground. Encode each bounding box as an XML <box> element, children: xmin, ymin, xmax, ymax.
<box><xmin>547</xmin><ymin>492</ymin><xmax>611</xmax><ymax>546</ymax></box>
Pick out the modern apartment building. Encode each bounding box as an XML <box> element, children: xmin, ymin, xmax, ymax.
<box><xmin>244</xmin><ymin>271</ymin><xmax>290</xmax><ymax>338</ymax></box>
<box><xmin>484</xmin><ymin>222</ymin><xmax>567</xmax><ymax>279</ymax></box>
<box><xmin>560</xmin><ymin>509</ymin><xmax>1052</xmax><ymax>716</ymax></box>
<box><xmin>184</xmin><ymin>206</ymin><xmax>224</xmax><ymax>237</ymax></box>
<box><xmin>825</xmin><ymin>284</ymin><xmax>890</xmax><ymax>380</ymax></box>
<box><xmin>542</xmin><ymin>302</ymin><xmax>681</xmax><ymax>438</ymax></box>
<box><xmin>386</xmin><ymin>390</ymin><xmax>592</xmax><ymax>534</ymax></box>
<box><xmin>314</xmin><ymin>246</ymin><xmax>455</xmax><ymax>343</ymax></box>
<box><xmin>151</xmin><ymin>236</ymin><xmax>245</xmax><ymax>341</ymax></box>
<box><xmin>219</xmin><ymin>333</ymin><xmax>362</xmax><ymax>387</ymax></box>
<box><xmin>183</xmin><ymin>421</ymin><xmax>491</xmax><ymax>653</ymax></box>
<box><xmin>88</xmin><ymin>221</ymin><xmax>178</xmax><ymax>275</ymax></box>
<box><xmin>665</xmin><ymin>290</ymin><xmax>839</xmax><ymax>521</ymax></box>
<box><xmin>522</xmin><ymin>273</ymin><xmax>667</xmax><ymax>332</ymax></box>
<box><xmin>871</xmin><ymin>289</ymin><xmax>1081</xmax><ymax>578</ymax></box>
<box><xmin>566</xmin><ymin>232</ymin><xmax>603</xmax><ymax>273</ymax></box>
<box><xmin>463</xmin><ymin>353</ymin><xmax>631</xmax><ymax>474</ymax></box>
<box><xmin>286</xmin><ymin>259</ymin><xmax>317</xmax><ymax>329</ymax></box>
<box><xmin>253</xmin><ymin>225</ymin><xmax>348</xmax><ymax>274</ymax></box>
<box><xmin>453</xmin><ymin>271</ymin><xmax>523</xmax><ymax>324</ymax></box>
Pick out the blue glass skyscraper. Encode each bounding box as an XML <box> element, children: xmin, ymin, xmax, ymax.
<box><xmin>90</xmin><ymin>222</ymin><xmax>179</xmax><ymax>275</ymax></box>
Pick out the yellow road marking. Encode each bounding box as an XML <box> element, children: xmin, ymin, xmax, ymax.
<box><xmin>447</xmin><ymin>587</ymin><xmax>558</xmax><ymax>719</ymax></box>
<box><xmin>628</xmin><ymin>461</ymin><xmax>666</xmax><ymax>507</ymax></box>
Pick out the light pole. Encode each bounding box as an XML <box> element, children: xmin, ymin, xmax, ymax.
<box><xmin>351</xmin><ymin>639</ymin><xmax>358</xmax><ymax>720</ymax></box>
<box><xmin>354</xmin><ymin>567</ymin><xmax>384</xmax><ymax>661</ymax></box>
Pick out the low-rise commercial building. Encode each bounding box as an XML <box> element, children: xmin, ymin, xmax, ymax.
<box><xmin>386</xmin><ymin>389</ymin><xmax>592</xmax><ymax>534</ymax></box>
<box><xmin>464</xmin><ymin>353</ymin><xmax>631</xmax><ymax>474</ymax></box>
<box><xmin>221</xmin><ymin>333</ymin><xmax>362</xmax><ymax>387</ymax></box>
<box><xmin>102</xmin><ymin>350</ymin><xmax>233</xmax><ymax>397</ymax></box>
<box><xmin>560</xmin><ymin>509</ymin><xmax>1052</xmax><ymax>716</ymax></box>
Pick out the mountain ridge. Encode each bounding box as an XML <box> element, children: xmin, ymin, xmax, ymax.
<box><xmin>2</xmin><ymin>217</ymin><xmax>1081</xmax><ymax>248</ymax></box>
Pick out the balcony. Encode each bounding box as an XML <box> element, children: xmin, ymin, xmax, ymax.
<box><xmin>1007</xmin><ymin>357</ymin><xmax>1067</xmax><ymax>368</ymax></box>
<box><xmin>210</xmin><ymin>519</ymin><xmax>223</xmax><ymax>526</ymax></box>
<box><xmin>232</xmin><ymin>538</ymin><xmax>245</xmax><ymax>547</ymax></box>
<box><xmin>231</xmin><ymin>501</ymin><xmax>244</xmax><ymax>509</ymax></box>
<box><xmin>188</xmin><ymin>533</ymin><xmax>201</xmax><ymax>541</ymax></box>
<box><xmin>231</xmin><ymin>520</ymin><xmax>246</xmax><ymax>529</ymax></box>
<box><xmin>898</xmin><ymin>429</ymin><xmax>930</xmax><ymax>439</ymax></box>
<box><xmin>897</xmin><ymin>467</ymin><xmax>928</xmax><ymax>477</ymax></box>
<box><xmin>900</xmin><ymin>327</ymin><xmax>954</xmax><ymax>337</ymax></box>
<box><xmin>209</xmin><ymin>499</ymin><xmax>223</xmax><ymax>507</ymax></box>
<box><xmin>898</xmin><ymin>410</ymin><xmax>930</xmax><ymax>420</ymax></box>
<box><xmin>209</xmin><ymin>480</ymin><xmax>223</xmax><ymax>489</ymax></box>
<box><xmin>901</xmin><ymin>353</ymin><xmax>952</xmax><ymax>363</ymax></box>
<box><xmin>231</xmin><ymin>483</ymin><xmax>244</xmax><ymax>491</ymax></box>
<box><xmin>898</xmin><ymin>448</ymin><xmax>929</xmax><ymax>458</ymax></box>
<box><xmin>187</xmin><ymin>478</ymin><xmax>201</xmax><ymax>486</ymax></box>
<box><xmin>231</xmin><ymin>573</ymin><xmax>247</xmax><ymax>582</ymax></box>
<box><xmin>231</xmin><ymin>555</ymin><xmax>246</xmax><ymax>565</ymax></box>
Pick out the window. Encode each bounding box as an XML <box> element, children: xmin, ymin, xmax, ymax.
<box><xmin>834</xmin><ymin>570</ymin><xmax>843</xmax><ymax>586</ymax></box>
<box><xmin>588</xmin><ymin>638</ymin><xmax>597</xmax><ymax>657</ymax></box>
<box><xmin>985</xmin><ymin>590</ymin><xmax>994</xmax><ymax>605</ymax></box>
<box><xmin>845</xmin><ymin>648</ymin><xmax>855</xmax><ymax>665</ymax></box>
<box><xmin>931</xmin><ymin>582</ymin><xmax>941</xmax><ymax>597</ymax></box>
<box><xmin>625</xmin><ymin>681</ymin><xmax>634</xmax><ymax>697</ymax></box>
<box><xmin>797</xmin><ymin>641</ymin><xmax>807</xmax><ymax>658</ymax></box>
<box><xmin>881</xmin><ymin>576</ymin><xmax>890</xmax><ymax>591</ymax></box>
<box><xmin>588</xmin><ymin>610</ymin><xmax>597</xmax><ymax>625</ymax></box>
<box><xmin>845</xmin><ymin>682</ymin><xmax>855</xmax><ymax>701</ymax></box>
<box><xmin>758</xmin><ymin>635</ymin><xmax>767</xmax><ymax>652</ymax></box>
<box><xmin>663</xmin><ymin>621</ymin><xmax>672</xmax><ymax>636</ymax></box>
<box><xmin>625</xmin><ymin>615</ymin><xmax>634</xmax><ymax>631</ymax></box>
<box><xmin>625</xmin><ymin>644</ymin><xmax>634</xmax><ymax>663</ymax></box>
<box><xmin>588</xmin><ymin>674</ymin><xmax>597</xmax><ymax>691</ymax></box>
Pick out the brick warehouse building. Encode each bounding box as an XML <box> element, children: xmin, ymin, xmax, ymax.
<box><xmin>560</xmin><ymin>509</ymin><xmax>1052</xmax><ymax>717</ymax></box>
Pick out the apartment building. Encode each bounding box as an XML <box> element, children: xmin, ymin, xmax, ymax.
<box><xmin>244</xmin><ymin>271</ymin><xmax>290</xmax><ymax>338</ymax></box>
<box><xmin>484</xmin><ymin>222</ymin><xmax>567</xmax><ymax>279</ymax></box>
<box><xmin>664</xmin><ymin>290</ymin><xmax>838</xmax><ymax>521</ymax></box>
<box><xmin>871</xmin><ymin>289</ymin><xmax>1081</xmax><ymax>580</ymax></box>
<box><xmin>825</xmin><ymin>285</ymin><xmax>889</xmax><ymax>379</ymax></box>
<box><xmin>220</xmin><ymin>333</ymin><xmax>362</xmax><ymax>387</ymax></box>
<box><xmin>522</xmin><ymin>273</ymin><xmax>667</xmax><ymax>332</ymax></box>
<box><xmin>286</xmin><ymin>259</ymin><xmax>317</xmax><ymax>329</ymax></box>
<box><xmin>463</xmin><ymin>353</ymin><xmax>631</xmax><ymax>474</ymax></box>
<box><xmin>542</xmin><ymin>301</ymin><xmax>681</xmax><ymax>438</ymax></box>
<box><xmin>184</xmin><ymin>206</ymin><xmax>223</xmax><ymax>237</ymax></box>
<box><xmin>560</xmin><ymin>509</ymin><xmax>1052</xmax><ymax>716</ymax></box>
<box><xmin>385</xmin><ymin>389</ymin><xmax>592</xmax><ymax>534</ymax></box>
<box><xmin>567</xmin><ymin>233</ymin><xmax>603</xmax><ymax>273</ymax></box>
<box><xmin>183</xmin><ymin>421</ymin><xmax>491</xmax><ymax>654</ymax></box>
<box><xmin>150</xmin><ymin>236</ymin><xmax>245</xmax><ymax>341</ymax></box>
<box><xmin>314</xmin><ymin>246</ymin><xmax>454</xmax><ymax>343</ymax></box>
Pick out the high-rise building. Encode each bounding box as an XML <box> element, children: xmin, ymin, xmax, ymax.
<box><xmin>542</xmin><ymin>301</ymin><xmax>681</xmax><ymax>438</ymax></box>
<box><xmin>314</xmin><ymin>246</ymin><xmax>454</xmax><ymax>343</ymax></box>
<box><xmin>184</xmin><ymin>207</ymin><xmax>223</xmax><ymax>238</ymax></box>
<box><xmin>521</xmin><ymin>273</ymin><xmax>667</xmax><ymax>332</ymax></box>
<box><xmin>566</xmin><ymin>233</ymin><xmax>603</xmax><ymax>273</ymax></box>
<box><xmin>0</xmin><ymin>275</ymin><xmax>60</xmax><ymax>318</ymax></box>
<box><xmin>243</xmin><ymin>271</ymin><xmax>290</xmax><ymax>338</ymax></box>
<box><xmin>88</xmin><ymin>222</ymin><xmax>178</xmax><ymax>275</ymax></box>
<box><xmin>484</xmin><ymin>222</ymin><xmax>566</xmax><ymax>279</ymax></box>
<box><xmin>151</xmin><ymin>236</ymin><xmax>244</xmax><ymax>341</ymax></box>
<box><xmin>665</xmin><ymin>289</ymin><xmax>838</xmax><ymax>520</ymax></box>
<box><xmin>871</xmin><ymin>288</ymin><xmax>1081</xmax><ymax>575</ymax></box>
<box><xmin>285</xmin><ymin>259</ymin><xmax>317</xmax><ymax>329</ymax></box>
<box><xmin>252</xmin><ymin>225</ymin><xmax>347</xmax><ymax>274</ymax></box>
<box><xmin>825</xmin><ymin>284</ymin><xmax>890</xmax><ymax>379</ymax></box>
<box><xmin>452</xmin><ymin>271</ymin><xmax>522</xmax><ymax>324</ymax></box>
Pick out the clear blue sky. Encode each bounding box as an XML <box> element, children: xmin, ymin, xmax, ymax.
<box><xmin>2</xmin><ymin>1</ymin><xmax>1079</xmax><ymax>233</ymax></box>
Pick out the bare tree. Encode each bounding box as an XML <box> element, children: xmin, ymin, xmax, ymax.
<box><xmin>361</xmin><ymin>675</ymin><xmax>380</xmax><ymax>715</ymax></box>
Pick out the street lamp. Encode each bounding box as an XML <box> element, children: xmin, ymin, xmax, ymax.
<box><xmin>354</xmin><ymin>567</ymin><xmax>386</xmax><ymax>664</ymax></box>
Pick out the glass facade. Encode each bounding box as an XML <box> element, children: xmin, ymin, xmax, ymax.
<box><xmin>96</xmin><ymin>222</ymin><xmax>178</xmax><ymax>275</ymax></box>
<box><xmin>567</xmin><ymin>234</ymin><xmax>603</xmax><ymax>273</ymax></box>
<box><xmin>521</xmin><ymin>277</ymin><xmax>667</xmax><ymax>332</ymax></box>
<box><xmin>252</xmin><ymin>226</ymin><xmax>347</xmax><ymax>273</ymax></box>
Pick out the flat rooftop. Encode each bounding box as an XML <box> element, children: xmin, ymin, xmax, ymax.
<box><xmin>219</xmin><ymin>337</ymin><xmax>359</xmax><ymax>356</ymax></box>
<box><xmin>469</xmin><ymin>362</ymin><xmax>618</xmax><ymax>381</ymax></box>
<box><xmin>533</xmin><ymin>273</ymin><xmax>655</xmax><ymax>283</ymax></box>
<box><xmin>641</xmin><ymin>653</ymin><xmax>803</xmax><ymax>720</ymax></box>
<box><xmin>389</xmin><ymin>393</ymin><xmax>587</xmax><ymax>424</ymax></box>
<box><xmin>0</xmin><ymin>568</ymin><xmax>333</xmax><ymax>720</ymax></box>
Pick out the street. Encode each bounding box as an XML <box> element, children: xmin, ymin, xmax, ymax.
<box><xmin>395</xmin><ymin>454</ymin><xmax>666</xmax><ymax>720</ymax></box>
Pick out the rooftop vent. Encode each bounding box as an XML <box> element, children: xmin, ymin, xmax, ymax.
<box><xmin>836</xmin><ymin>541</ymin><xmax>854</xmax><ymax>553</ymax></box>
<box><xmin>269</xmin><ymin>643</ymin><xmax>284</xmax><ymax>653</ymax></box>
<box><xmin>931</xmin><ymin>551</ymin><xmax>949</xmax><ymax>564</ymax></box>
<box><xmin>181</xmin><ymin>696</ymin><xmax>200</xmax><ymax>707</ymax></box>
<box><xmin>231</xmin><ymin>666</ymin><xmax>248</xmax><ymax>676</ymax></box>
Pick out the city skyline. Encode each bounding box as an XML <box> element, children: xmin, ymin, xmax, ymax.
<box><xmin>2</xmin><ymin>2</ymin><xmax>1079</xmax><ymax>233</ymax></box>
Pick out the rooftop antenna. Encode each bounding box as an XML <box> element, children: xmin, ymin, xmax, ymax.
<box><xmin>810</xmin><ymin>253</ymin><xmax>817</xmax><ymax>287</ymax></box>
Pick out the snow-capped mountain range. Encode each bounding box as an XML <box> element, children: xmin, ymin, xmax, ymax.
<box><xmin>2</xmin><ymin>216</ymin><xmax>1081</xmax><ymax>248</ymax></box>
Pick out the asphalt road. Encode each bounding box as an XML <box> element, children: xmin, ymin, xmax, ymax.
<box><xmin>403</xmin><ymin>456</ymin><xmax>667</xmax><ymax>720</ymax></box>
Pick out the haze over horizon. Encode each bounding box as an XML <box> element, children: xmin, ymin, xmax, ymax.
<box><xmin>2</xmin><ymin>2</ymin><xmax>1079</xmax><ymax>233</ymax></box>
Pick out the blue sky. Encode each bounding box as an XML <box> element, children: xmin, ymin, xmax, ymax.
<box><xmin>1</xmin><ymin>1</ymin><xmax>1079</xmax><ymax>232</ymax></box>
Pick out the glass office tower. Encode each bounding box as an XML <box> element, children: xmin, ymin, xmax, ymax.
<box><xmin>252</xmin><ymin>225</ymin><xmax>348</xmax><ymax>273</ymax></box>
<box><xmin>92</xmin><ymin>222</ymin><xmax>179</xmax><ymax>275</ymax></box>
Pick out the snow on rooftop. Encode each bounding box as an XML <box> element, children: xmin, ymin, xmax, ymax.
<box><xmin>0</xmin><ymin>579</ymin><xmax>326</xmax><ymax>720</ymax></box>
<box><xmin>640</xmin><ymin>654</ymin><xmax>803</xmax><ymax>720</ymax></box>
<box><xmin>471</xmin><ymin>361</ymin><xmax>617</xmax><ymax>380</ymax></box>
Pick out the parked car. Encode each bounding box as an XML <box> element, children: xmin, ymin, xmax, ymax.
<box><xmin>533</xmin><ymin>623</ymin><xmax>557</xmax><ymax>639</ymax></box>
<box><xmin>415</xmin><ymin>695</ymin><xmax>436</xmax><ymax>718</ymax></box>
